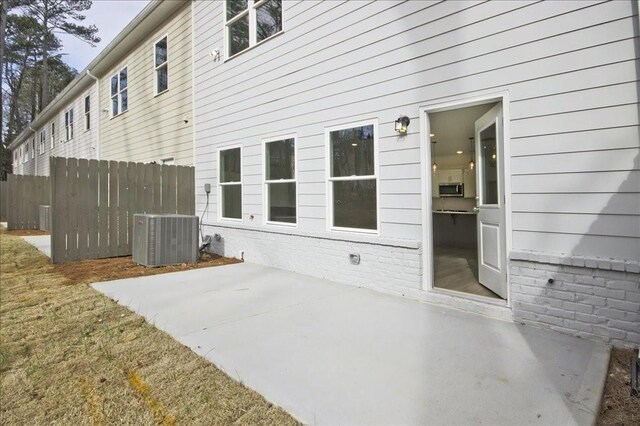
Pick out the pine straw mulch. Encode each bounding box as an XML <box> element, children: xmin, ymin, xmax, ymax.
<box><xmin>597</xmin><ymin>347</ymin><xmax>640</xmax><ymax>425</ymax></box>
<box><xmin>0</xmin><ymin>230</ymin><xmax>299</xmax><ymax>425</ymax></box>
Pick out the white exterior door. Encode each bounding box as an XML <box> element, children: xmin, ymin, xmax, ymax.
<box><xmin>474</xmin><ymin>104</ymin><xmax>507</xmax><ymax>299</ymax></box>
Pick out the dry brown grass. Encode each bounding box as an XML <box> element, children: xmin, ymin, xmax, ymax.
<box><xmin>598</xmin><ymin>348</ymin><xmax>640</xmax><ymax>425</ymax></box>
<box><xmin>0</xmin><ymin>230</ymin><xmax>299</xmax><ymax>425</ymax></box>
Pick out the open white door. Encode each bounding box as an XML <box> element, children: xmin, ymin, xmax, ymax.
<box><xmin>474</xmin><ymin>104</ymin><xmax>507</xmax><ymax>299</ymax></box>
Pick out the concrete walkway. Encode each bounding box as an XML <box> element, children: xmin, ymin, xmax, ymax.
<box><xmin>93</xmin><ymin>263</ymin><xmax>609</xmax><ymax>425</ymax></box>
<box><xmin>21</xmin><ymin>235</ymin><xmax>51</xmax><ymax>258</ymax></box>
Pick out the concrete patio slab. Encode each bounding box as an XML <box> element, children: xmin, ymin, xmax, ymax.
<box><xmin>93</xmin><ymin>263</ymin><xmax>610</xmax><ymax>425</ymax></box>
<box><xmin>21</xmin><ymin>235</ymin><xmax>51</xmax><ymax>258</ymax></box>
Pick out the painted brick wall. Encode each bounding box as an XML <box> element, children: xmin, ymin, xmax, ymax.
<box><xmin>510</xmin><ymin>251</ymin><xmax>640</xmax><ymax>347</ymax></box>
<box><xmin>203</xmin><ymin>224</ymin><xmax>423</xmax><ymax>294</ymax></box>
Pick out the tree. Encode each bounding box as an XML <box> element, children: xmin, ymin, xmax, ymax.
<box><xmin>3</xmin><ymin>13</ymin><xmax>41</xmax><ymax>142</ymax></box>
<box><xmin>20</xmin><ymin>0</ymin><xmax>99</xmax><ymax>111</ymax></box>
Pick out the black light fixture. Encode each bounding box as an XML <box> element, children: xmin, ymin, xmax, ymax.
<box><xmin>395</xmin><ymin>115</ymin><xmax>410</xmax><ymax>134</ymax></box>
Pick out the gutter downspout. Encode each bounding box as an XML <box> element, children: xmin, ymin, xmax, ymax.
<box><xmin>86</xmin><ymin>70</ymin><xmax>100</xmax><ymax>160</ymax></box>
<box><xmin>28</xmin><ymin>126</ymin><xmax>37</xmax><ymax>175</ymax></box>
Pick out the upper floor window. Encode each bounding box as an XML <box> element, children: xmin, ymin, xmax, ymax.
<box><xmin>50</xmin><ymin>122</ymin><xmax>56</xmax><ymax>148</ymax></box>
<box><xmin>154</xmin><ymin>36</ymin><xmax>168</xmax><ymax>94</ymax></box>
<box><xmin>65</xmin><ymin>109</ymin><xmax>74</xmax><ymax>140</ymax></box>
<box><xmin>31</xmin><ymin>139</ymin><xmax>35</xmax><ymax>159</ymax></box>
<box><xmin>219</xmin><ymin>146</ymin><xmax>242</xmax><ymax>220</ymax></box>
<box><xmin>84</xmin><ymin>95</ymin><xmax>91</xmax><ymax>130</ymax></box>
<box><xmin>39</xmin><ymin>131</ymin><xmax>46</xmax><ymax>155</ymax></box>
<box><xmin>225</xmin><ymin>0</ymin><xmax>283</xmax><ymax>58</ymax></box>
<box><xmin>264</xmin><ymin>136</ymin><xmax>296</xmax><ymax>225</ymax></box>
<box><xmin>110</xmin><ymin>67</ymin><xmax>128</xmax><ymax>116</ymax></box>
<box><xmin>24</xmin><ymin>142</ymin><xmax>29</xmax><ymax>163</ymax></box>
<box><xmin>327</xmin><ymin>122</ymin><xmax>378</xmax><ymax>232</ymax></box>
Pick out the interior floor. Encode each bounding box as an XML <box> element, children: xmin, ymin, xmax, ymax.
<box><xmin>433</xmin><ymin>246</ymin><xmax>501</xmax><ymax>299</ymax></box>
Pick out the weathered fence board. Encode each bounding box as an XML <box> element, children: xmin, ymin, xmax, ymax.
<box><xmin>88</xmin><ymin>160</ymin><xmax>100</xmax><ymax>259</ymax></box>
<box><xmin>0</xmin><ymin>181</ymin><xmax>7</xmax><ymax>221</ymax></box>
<box><xmin>5</xmin><ymin>174</ymin><xmax>51</xmax><ymax>230</ymax></box>
<box><xmin>50</xmin><ymin>157</ymin><xmax>195</xmax><ymax>263</ymax></box>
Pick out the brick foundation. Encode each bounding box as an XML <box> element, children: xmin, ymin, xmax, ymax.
<box><xmin>510</xmin><ymin>251</ymin><xmax>640</xmax><ymax>347</ymax></box>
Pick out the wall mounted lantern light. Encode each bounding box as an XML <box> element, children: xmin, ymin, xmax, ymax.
<box><xmin>395</xmin><ymin>115</ymin><xmax>411</xmax><ymax>134</ymax></box>
<box><xmin>468</xmin><ymin>137</ymin><xmax>475</xmax><ymax>170</ymax></box>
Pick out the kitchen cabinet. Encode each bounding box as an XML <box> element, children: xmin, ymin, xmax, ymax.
<box><xmin>463</xmin><ymin>168</ymin><xmax>476</xmax><ymax>199</ymax></box>
<box><xmin>438</xmin><ymin>169</ymin><xmax>464</xmax><ymax>184</ymax></box>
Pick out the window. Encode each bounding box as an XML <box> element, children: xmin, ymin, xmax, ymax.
<box><xmin>225</xmin><ymin>0</ymin><xmax>283</xmax><ymax>58</ymax></box>
<box><xmin>84</xmin><ymin>95</ymin><xmax>91</xmax><ymax>130</ymax></box>
<box><xmin>50</xmin><ymin>122</ymin><xmax>56</xmax><ymax>148</ymax></box>
<box><xmin>219</xmin><ymin>146</ymin><xmax>242</xmax><ymax>220</ymax></box>
<box><xmin>24</xmin><ymin>142</ymin><xmax>29</xmax><ymax>163</ymax></box>
<box><xmin>65</xmin><ymin>109</ymin><xmax>74</xmax><ymax>140</ymax></box>
<box><xmin>264</xmin><ymin>137</ymin><xmax>296</xmax><ymax>224</ymax></box>
<box><xmin>154</xmin><ymin>36</ymin><xmax>168</xmax><ymax>94</ymax></box>
<box><xmin>110</xmin><ymin>67</ymin><xmax>128</xmax><ymax>116</ymax></box>
<box><xmin>39</xmin><ymin>131</ymin><xmax>46</xmax><ymax>155</ymax></box>
<box><xmin>31</xmin><ymin>139</ymin><xmax>35</xmax><ymax>159</ymax></box>
<box><xmin>327</xmin><ymin>122</ymin><xmax>378</xmax><ymax>232</ymax></box>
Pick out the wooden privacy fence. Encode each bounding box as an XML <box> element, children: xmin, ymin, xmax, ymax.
<box><xmin>50</xmin><ymin>157</ymin><xmax>195</xmax><ymax>263</ymax></box>
<box><xmin>5</xmin><ymin>174</ymin><xmax>51</xmax><ymax>229</ymax></box>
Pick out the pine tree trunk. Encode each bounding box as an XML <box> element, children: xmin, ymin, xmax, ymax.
<box><xmin>40</xmin><ymin>0</ymin><xmax>49</xmax><ymax>112</ymax></box>
<box><xmin>0</xmin><ymin>0</ymin><xmax>8</xmax><ymax>145</ymax></box>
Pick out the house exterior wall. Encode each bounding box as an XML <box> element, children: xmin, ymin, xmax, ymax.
<box><xmin>98</xmin><ymin>2</ymin><xmax>193</xmax><ymax>166</ymax></box>
<box><xmin>193</xmin><ymin>0</ymin><xmax>640</xmax><ymax>345</ymax></box>
<box><xmin>9</xmin><ymin>83</ymin><xmax>99</xmax><ymax>177</ymax></box>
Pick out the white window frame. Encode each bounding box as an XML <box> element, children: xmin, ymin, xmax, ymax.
<box><xmin>262</xmin><ymin>134</ymin><xmax>298</xmax><ymax>227</ymax></box>
<box><xmin>65</xmin><ymin>109</ymin><xmax>74</xmax><ymax>141</ymax></box>
<box><xmin>84</xmin><ymin>95</ymin><xmax>91</xmax><ymax>131</ymax></box>
<box><xmin>110</xmin><ymin>66</ymin><xmax>128</xmax><ymax>117</ymax></box>
<box><xmin>39</xmin><ymin>130</ymin><xmax>46</xmax><ymax>155</ymax></box>
<box><xmin>153</xmin><ymin>34</ymin><xmax>169</xmax><ymax>96</ymax></box>
<box><xmin>31</xmin><ymin>139</ymin><xmax>35</xmax><ymax>159</ymax></box>
<box><xmin>224</xmin><ymin>0</ymin><xmax>284</xmax><ymax>60</ymax></box>
<box><xmin>50</xmin><ymin>122</ymin><xmax>56</xmax><ymax>149</ymax></box>
<box><xmin>325</xmin><ymin>119</ymin><xmax>380</xmax><ymax>235</ymax></box>
<box><xmin>218</xmin><ymin>145</ymin><xmax>243</xmax><ymax>222</ymax></box>
<box><xmin>24</xmin><ymin>141</ymin><xmax>29</xmax><ymax>163</ymax></box>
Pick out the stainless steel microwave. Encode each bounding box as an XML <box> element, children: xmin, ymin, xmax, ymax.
<box><xmin>439</xmin><ymin>183</ymin><xmax>464</xmax><ymax>197</ymax></box>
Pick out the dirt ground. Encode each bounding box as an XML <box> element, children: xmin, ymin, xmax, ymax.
<box><xmin>0</xmin><ymin>230</ymin><xmax>299</xmax><ymax>425</ymax></box>
<box><xmin>597</xmin><ymin>347</ymin><xmax>640</xmax><ymax>425</ymax></box>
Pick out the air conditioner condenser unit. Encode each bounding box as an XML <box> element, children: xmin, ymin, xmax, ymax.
<box><xmin>133</xmin><ymin>214</ymin><xmax>198</xmax><ymax>267</ymax></box>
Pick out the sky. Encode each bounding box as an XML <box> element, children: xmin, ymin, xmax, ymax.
<box><xmin>57</xmin><ymin>0</ymin><xmax>151</xmax><ymax>71</ymax></box>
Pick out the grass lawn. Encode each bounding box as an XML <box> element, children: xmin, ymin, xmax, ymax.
<box><xmin>0</xmin><ymin>230</ymin><xmax>299</xmax><ymax>425</ymax></box>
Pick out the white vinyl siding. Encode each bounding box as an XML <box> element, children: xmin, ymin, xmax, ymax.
<box><xmin>100</xmin><ymin>3</ymin><xmax>192</xmax><ymax>166</ymax></box>
<box><xmin>194</xmin><ymin>0</ymin><xmax>639</xmax><ymax>262</ymax></box>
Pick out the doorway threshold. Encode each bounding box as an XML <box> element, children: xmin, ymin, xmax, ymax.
<box><xmin>422</xmin><ymin>287</ymin><xmax>512</xmax><ymax>321</ymax></box>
